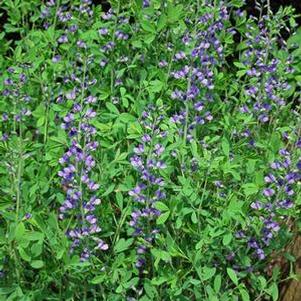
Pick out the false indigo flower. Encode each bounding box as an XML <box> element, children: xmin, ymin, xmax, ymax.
<box><xmin>129</xmin><ymin>105</ymin><xmax>168</xmax><ymax>271</ymax></box>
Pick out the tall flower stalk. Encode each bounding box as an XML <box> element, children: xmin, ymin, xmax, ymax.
<box><xmin>1</xmin><ymin>65</ymin><xmax>32</xmax><ymax>221</ymax></box>
<box><xmin>167</xmin><ymin>2</ymin><xmax>230</xmax><ymax>172</ymax></box>
<box><xmin>129</xmin><ymin>104</ymin><xmax>167</xmax><ymax>272</ymax></box>
<box><xmin>55</xmin><ymin>1</ymin><xmax>109</xmax><ymax>260</ymax></box>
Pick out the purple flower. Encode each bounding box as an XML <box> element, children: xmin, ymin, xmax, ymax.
<box><xmin>2</xmin><ymin>113</ymin><xmax>8</xmax><ymax>121</ymax></box>
<box><xmin>154</xmin><ymin>144</ymin><xmax>164</xmax><ymax>156</ymax></box>
<box><xmin>278</xmin><ymin>199</ymin><xmax>293</xmax><ymax>209</ymax></box>
<box><xmin>96</xmin><ymin>239</ymin><xmax>109</xmax><ymax>250</ymax></box>
<box><xmin>25</xmin><ymin>213</ymin><xmax>32</xmax><ymax>219</ymax></box>
<box><xmin>76</xmin><ymin>40</ymin><xmax>86</xmax><ymax>48</ymax></box>
<box><xmin>58</xmin><ymin>35</ymin><xmax>68</xmax><ymax>43</ymax></box>
<box><xmin>143</xmin><ymin>0</ymin><xmax>150</xmax><ymax>8</ymax></box>
<box><xmin>256</xmin><ymin>248</ymin><xmax>265</xmax><ymax>260</ymax></box>
<box><xmin>263</xmin><ymin>188</ymin><xmax>275</xmax><ymax>197</ymax></box>
<box><xmin>86</xmin><ymin>215</ymin><xmax>97</xmax><ymax>224</ymax></box>
<box><xmin>159</xmin><ymin>60</ymin><xmax>168</xmax><ymax>68</ymax></box>
<box><xmin>194</xmin><ymin>102</ymin><xmax>204</xmax><ymax>111</ymax></box>
<box><xmin>99</xmin><ymin>28</ymin><xmax>109</xmax><ymax>35</ymax></box>
<box><xmin>264</xmin><ymin>173</ymin><xmax>276</xmax><ymax>183</ymax></box>
<box><xmin>130</xmin><ymin>155</ymin><xmax>143</xmax><ymax>169</ymax></box>
<box><xmin>250</xmin><ymin>201</ymin><xmax>263</xmax><ymax>210</ymax></box>
<box><xmin>52</xmin><ymin>55</ymin><xmax>61</xmax><ymax>63</ymax></box>
<box><xmin>66</xmin><ymin>89</ymin><xmax>77</xmax><ymax>100</ymax></box>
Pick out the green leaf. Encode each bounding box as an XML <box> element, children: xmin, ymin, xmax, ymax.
<box><xmin>191</xmin><ymin>212</ymin><xmax>198</xmax><ymax>224</ymax></box>
<box><xmin>167</xmin><ymin>4</ymin><xmax>184</xmax><ymax>23</ymax></box>
<box><xmin>239</xmin><ymin>288</ymin><xmax>250</xmax><ymax>301</ymax></box>
<box><xmin>154</xmin><ymin>202</ymin><xmax>169</xmax><ymax>212</ymax></box>
<box><xmin>30</xmin><ymin>260</ymin><xmax>44</xmax><ymax>269</ymax></box>
<box><xmin>270</xmin><ymin>132</ymin><xmax>281</xmax><ymax>153</ymax></box>
<box><xmin>246</xmin><ymin>160</ymin><xmax>256</xmax><ymax>174</ymax></box>
<box><xmin>102</xmin><ymin>184</ymin><xmax>115</xmax><ymax>196</ymax></box>
<box><xmin>265</xmin><ymin>283</ymin><xmax>279</xmax><ymax>301</ymax></box>
<box><xmin>242</xmin><ymin>183</ymin><xmax>259</xmax><ymax>196</ymax></box>
<box><xmin>26</xmin><ymin>231</ymin><xmax>44</xmax><ymax>241</ymax></box>
<box><xmin>148</xmin><ymin>80</ymin><xmax>164</xmax><ymax>93</ymax></box>
<box><xmin>156</xmin><ymin>211</ymin><xmax>170</xmax><ymax>225</ymax></box>
<box><xmin>141</xmin><ymin>20</ymin><xmax>156</xmax><ymax>33</ymax></box>
<box><xmin>31</xmin><ymin>242</ymin><xmax>43</xmax><ymax>257</ymax></box>
<box><xmin>144</xmin><ymin>281</ymin><xmax>157</xmax><ymax>298</ymax></box>
<box><xmin>37</xmin><ymin>116</ymin><xmax>45</xmax><ymax>127</ymax></box>
<box><xmin>91</xmin><ymin>274</ymin><xmax>105</xmax><ymax>284</ymax></box>
<box><xmin>202</xmin><ymin>267</ymin><xmax>216</xmax><ymax>281</ymax></box>
<box><xmin>227</xmin><ymin>268</ymin><xmax>238</xmax><ymax>285</ymax></box>
<box><xmin>221</xmin><ymin>137</ymin><xmax>230</xmax><ymax>156</ymax></box>
<box><xmin>18</xmin><ymin>247</ymin><xmax>31</xmax><ymax>262</ymax></box>
<box><xmin>144</xmin><ymin>33</ymin><xmax>156</xmax><ymax>44</ymax></box>
<box><xmin>214</xmin><ymin>274</ymin><xmax>221</xmax><ymax>293</ymax></box>
<box><xmin>237</xmin><ymin>69</ymin><xmax>247</xmax><ymax>77</ymax></box>
<box><xmin>233</xmin><ymin>62</ymin><xmax>246</xmax><ymax>69</ymax></box>
<box><xmin>157</xmin><ymin>14</ymin><xmax>167</xmax><ymax>31</ymax></box>
<box><xmin>114</xmin><ymin>238</ymin><xmax>133</xmax><ymax>253</ymax></box>
<box><xmin>105</xmin><ymin>102</ymin><xmax>119</xmax><ymax>114</ymax></box>
<box><xmin>15</xmin><ymin>222</ymin><xmax>26</xmax><ymax>241</ymax></box>
<box><xmin>119</xmin><ymin>113</ymin><xmax>136</xmax><ymax>123</ymax></box>
<box><xmin>222</xmin><ymin>233</ymin><xmax>233</xmax><ymax>246</ymax></box>
<box><xmin>258</xmin><ymin>276</ymin><xmax>267</xmax><ymax>289</ymax></box>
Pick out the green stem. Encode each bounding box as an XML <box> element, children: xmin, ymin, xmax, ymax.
<box><xmin>76</xmin><ymin>56</ymin><xmax>88</xmax><ymax>231</ymax></box>
<box><xmin>16</xmin><ymin>105</ymin><xmax>23</xmax><ymax>222</ymax></box>
<box><xmin>110</xmin><ymin>1</ymin><xmax>121</xmax><ymax>102</ymax></box>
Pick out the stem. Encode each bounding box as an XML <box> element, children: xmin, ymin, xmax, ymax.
<box><xmin>15</xmin><ymin>100</ymin><xmax>23</xmax><ymax>222</ymax></box>
<box><xmin>76</xmin><ymin>56</ymin><xmax>88</xmax><ymax>230</ymax></box>
<box><xmin>180</xmin><ymin>0</ymin><xmax>200</xmax><ymax>172</ymax></box>
<box><xmin>180</xmin><ymin>67</ymin><xmax>193</xmax><ymax>172</ymax></box>
<box><xmin>43</xmin><ymin>81</ymin><xmax>51</xmax><ymax>145</ymax></box>
<box><xmin>15</xmin><ymin>154</ymin><xmax>22</xmax><ymax>222</ymax></box>
<box><xmin>52</xmin><ymin>0</ymin><xmax>61</xmax><ymax>30</ymax></box>
<box><xmin>112</xmin><ymin>204</ymin><xmax>130</xmax><ymax>246</ymax></box>
<box><xmin>267</xmin><ymin>0</ymin><xmax>271</xmax><ymax>18</ymax></box>
<box><xmin>13</xmin><ymin>100</ymin><xmax>16</xmax><ymax>134</ymax></box>
<box><xmin>110</xmin><ymin>1</ymin><xmax>121</xmax><ymax>102</ymax></box>
<box><xmin>14</xmin><ymin>250</ymin><xmax>21</xmax><ymax>284</ymax></box>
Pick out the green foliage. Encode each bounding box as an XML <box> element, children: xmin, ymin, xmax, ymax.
<box><xmin>0</xmin><ymin>0</ymin><xmax>300</xmax><ymax>300</ymax></box>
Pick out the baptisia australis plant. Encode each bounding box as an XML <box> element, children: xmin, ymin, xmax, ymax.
<box><xmin>246</xmin><ymin>133</ymin><xmax>301</xmax><ymax>261</ymax></box>
<box><xmin>1</xmin><ymin>66</ymin><xmax>32</xmax><ymax>143</ymax></box>
<box><xmin>1</xmin><ymin>65</ymin><xmax>32</xmax><ymax>220</ymax></box>
<box><xmin>129</xmin><ymin>104</ymin><xmax>167</xmax><ymax>271</ymax></box>
<box><xmin>44</xmin><ymin>0</ymin><xmax>134</xmax><ymax>262</ymax></box>
<box><xmin>55</xmin><ymin>13</ymin><xmax>109</xmax><ymax>260</ymax></box>
<box><xmin>237</xmin><ymin>5</ymin><xmax>296</xmax><ymax>129</ymax></box>
<box><xmin>166</xmin><ymin>2</ymin><xmax>230</xmax><ymax>171</ymax></box>
<box><xmin>1</xmin><ymin>0</ymin><xmax>301</xmax><ymax>300</ymax></box>
<box><xmin>228</xmin><ymin>1</ymin><xmax>301</xmax><ymax>263</ymax></box>
<box><xmin>58</xmin><ymin>57</ymin><xmax>108</xmax><ymax>259</ymax></box>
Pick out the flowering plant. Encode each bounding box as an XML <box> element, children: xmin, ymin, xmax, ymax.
<box><xmin>0</xmin><ymin>0</ymin><xmax>300</xmax><ymax>300</ymax></box>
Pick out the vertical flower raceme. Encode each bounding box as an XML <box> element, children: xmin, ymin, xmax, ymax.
<box><xmin>237</xmin><ymin>9</ymin><xmax>295</xmax><ymax>127</ymax></box>
<box><xmin>245</xmin><ymin>135</ymin><xmax>300</xmax><ymax>261</ymax></box>
<box><xmin>1</xmin><ymin>66</ymin><xmax>32</xmax><ymax>142</ymax></box>
<box><xmin>55</xmin><ymin>3</ymin><xmax>108</xmax><ymax>260</ymax></box>
<box><xmin>129</xmin><ymin>105</ymin><xmax>167</xmax><ymax>271</ymax></box>
<box><xmin>166</xmin><ymin>3</ymin><xmax>231</xmax><ymax>172</ymax></box>
<box><xmin>1</xmin><ymin>65</ymin><xmax>32</xmax><ymax>220</ymax></box>
<box><xmin>58</xmin><ymin>54</ymin><xmax>108</xmax><ymax>259</ymax></box>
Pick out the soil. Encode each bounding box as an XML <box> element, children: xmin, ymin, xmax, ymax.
<box><xmin>279</xmin><ymin>235</ymin><xmax>301</xmax><ymax>301</ymax></box>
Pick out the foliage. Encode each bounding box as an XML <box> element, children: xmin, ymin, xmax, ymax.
<box><xmin>0</xmin><ymin>0</ymin><xmax>300</xmax><ymax>300</ymax></box>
